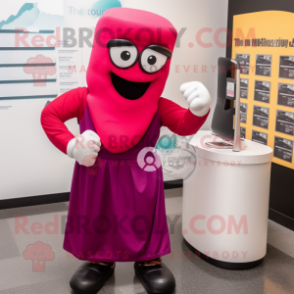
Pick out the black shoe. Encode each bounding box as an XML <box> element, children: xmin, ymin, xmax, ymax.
<box><xmin>70</xmin><ymin>262</ymin><xmax>114</xmax><ymax>294</ymax></box>
<box><xmin>134</xmin><ymin>261</ymin><xmax>176</xmax><ymax>294</ymax></box>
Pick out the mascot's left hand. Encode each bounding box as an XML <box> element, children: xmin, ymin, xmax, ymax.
<box><xmin>180</xmin><ymin>81</ymin><xmax>211</xmax><ymax>117</ymax></box>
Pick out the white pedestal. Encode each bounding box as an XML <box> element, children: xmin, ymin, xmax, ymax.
<box><xmin>182</xmin><ymin>131</ymin><xmax>273</xmax><ymax>269</ymax></box>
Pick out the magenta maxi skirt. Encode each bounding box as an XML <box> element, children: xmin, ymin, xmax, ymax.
<box><xmin>63</xmin><ymin>105</ymin><xmax>171</xmax><ymax>262</ymax></box>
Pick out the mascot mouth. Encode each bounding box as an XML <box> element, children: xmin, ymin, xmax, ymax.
<box><xmin>111</xmin><ymin>72</ymin><xmax>151</xmax><ymax>100</ymax></box>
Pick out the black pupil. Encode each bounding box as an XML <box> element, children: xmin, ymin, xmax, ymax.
<box><xmin>148</xmin><ymin>55</ymin><xmax>157</xmax><ymax>65</ymax></box>
<box><xmin>121</xmin><ymin>51</ymin><xmax>131</xmax><ymax>61</ymax></box>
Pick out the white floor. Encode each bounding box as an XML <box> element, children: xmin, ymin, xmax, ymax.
<box><xmin>0</xmin><ymin>188</ymin><xmax>294</xmax><ymax>294</ymax></box>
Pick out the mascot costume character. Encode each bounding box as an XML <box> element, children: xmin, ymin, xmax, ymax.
<box><xmin>41</xmin><ymin>7</ymin><xmax>210</xmax><ymax>294</ymax></box>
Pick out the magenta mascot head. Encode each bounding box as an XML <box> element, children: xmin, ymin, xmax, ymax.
<box><xmin>86</xmin><ymin>8</ymin><xmax>177</xmax><ymax>153</ymax></box>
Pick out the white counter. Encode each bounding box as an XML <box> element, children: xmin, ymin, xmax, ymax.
<box><xmin>182</xmin><ymin>131</ymin><xmax>273</xmax><ymax>269</ymax></box>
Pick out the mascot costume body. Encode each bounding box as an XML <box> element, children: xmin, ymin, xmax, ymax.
<box><xmin>41</xmin><ymin>7</ymin><xmax>210</xmax><ymax>294</ymax></box>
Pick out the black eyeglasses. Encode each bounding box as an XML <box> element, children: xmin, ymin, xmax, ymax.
<box><xmin>107</xmin><ymin>39</ymin><xmax>172</xmax><ymax>74</ymax></box>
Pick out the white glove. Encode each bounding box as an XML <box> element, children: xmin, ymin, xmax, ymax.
<box><xmin>180</xmin><ymin>81</ymin><xmax>211</xmax><ymax>117</ymax></box>
<box><xmin>66</xmin><ymin>130</ymin><xmax>101</xmax><ymax>167</ymax></box>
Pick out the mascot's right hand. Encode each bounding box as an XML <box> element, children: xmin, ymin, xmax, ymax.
<box><xmin>66</xmin><ymin>130</ymin><xmax>101</xmax><ymax>167</ymax></box>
